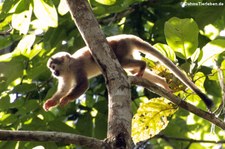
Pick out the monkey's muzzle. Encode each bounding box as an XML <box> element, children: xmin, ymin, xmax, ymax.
<box><xmin>54</xmin><ymin>70</ymin><xmax>60</xmax><ymax>76</ymax></box>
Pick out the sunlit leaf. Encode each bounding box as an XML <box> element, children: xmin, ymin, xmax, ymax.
<box><xmin>12</xmin><ymin>4</ymin><xmax>32</xmax><ymax>34</ymax></box>
<box><xmin>0</xmin><ymin>56</ymin><xmax>24</xmax><ymax>84</ymax></box>
<box><xmin>58</xmin><ymin>0</ymin><xmax>69</xmax><ymax>16</ymax></box>
<box><xmin>14</xmin><ymin>34</ymin><xmax>36</xmax><ymax>58</ymax></box>
<box><xmin>153</xmin><ymin>43</ymin><xmax>176</xmax><ymax>62</ymax></box>
<box><xmin>132</xmin><ymin>98</ymin><xmax>178</xmax><ymax>143</ymax></box>
<box><xmin>191</xmin><ymin>48</ymin><xmax>201</xmax><ymax>62</ymax></box>
<box><xmin>33</xmin><ymin>0</ymin><xmax>58</xmax><ymax>28</ymax></box>
<box><xmin>193</xmin><ymin>72</ymin><xmax>206</xmax><ymax>94</ymax></box>
<box><xmin>95</xmin><ymin>0</ymin><xmax>116</xmax><ymax>5</ymax></box>
<box><xmin>165</xmin><ymin>17</ymin><xmax>199</xmax><ymax>59</ymax></box>
<box><xmin>198</xmin><ymin>39</ymin><xmax>225</xmax><ymax>67</ymax></box>
<box><xmin>221</xmin><ymin>59</ymin><xmax>225</xmax><ymax>70</ymax></box>
<box><xmin>203</xmin><ymin>24</ymin><xmax>220</xmax><ymax>40</ymax></box>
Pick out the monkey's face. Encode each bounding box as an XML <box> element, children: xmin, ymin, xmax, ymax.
<box><xmin>47</xmin><ymin>52</ymin><xmax>71</xmax><ymax>77</ymax></box>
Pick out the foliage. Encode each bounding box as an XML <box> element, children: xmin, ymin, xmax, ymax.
<box><xmin>0</xmin><ymin>0</ymin><xmax>225</xmax><ymax>148</ymax></box>
<box><xmin>132</xmin><ymin>97</ymin><xmax>178</xmax><ymax>143</ymax></box>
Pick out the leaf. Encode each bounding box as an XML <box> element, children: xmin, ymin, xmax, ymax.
<box><xmin>132</xmin><ymin>98</ymin><xmax>178</xmax><ymax>143</ymax></box>
<box><xmin>14</xmin><ymin>34</ymin><xmax>36</xmax><ymax>58</ymax></box>
<box><xmin>12</xmin><ymin>4</ymin><xmax>32</xmax><ymax>34</ymax></box>
<box><xmin>58</xmin><ymin>0</ymin><xmax>69</xmax><ymax>16</ymax></box>
<box><xmin>0</xmin><ymin>56</ymin><xmax>24</xmax><ymax>84</ymax></box>
<box><xmin>95</xmin><ymin>0</ymin><xmax>116</xmax><ymax>5</ymax></box>
<box><xmin>33</xmin><ymin>0</ymin><xmax>58</xmax><ymax>28</ymax></box>
<box><xmin>12</xmin><ymin>83</ymin><xmax>36</xmax><ymax>93</ymax></box>
<box><xmin>153</xmin><ymin>43</ymin><xmax>176</xmax><ymax>62</ymax></box>
<box><xmin>165</xmin><ymin>17</ymin><xmax>199</xmax><ymax>59</ymax></box>
<box><xmin>94</xmin><ymin>112</ymin><xmax>107</xmax><ymax>139</ymax></box>
<box><xmin>198</xmin><ymin>39</ymin><xmax>225</xmax><ymax>67</ymax></box>
<box><xmin>76</xmin><ymin>113</ymin><xmax>93</xmax><ymax>136</ymax></box>
<box><xmin>48</xmin><ymin>120</ymin><xmax>77</xmax><ymax>133</ymax></box>
<box><xmin>1</xmin><ymin>0</ymin><xmax>18</xmax><ymax>14</ymax></box>
<box><xmin>193</xmin><ymin>72</ymin><xmax>206</xmax><ymax>92</ymax></box>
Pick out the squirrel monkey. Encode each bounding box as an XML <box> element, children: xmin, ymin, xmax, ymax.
<box><xmin>43</xmin><ymin>34</ymin><xmax>213</xmax><ymax>111</ymax></box>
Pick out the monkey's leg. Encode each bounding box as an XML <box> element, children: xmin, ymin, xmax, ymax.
<box><xmin>121</xmin><ymin>59</ymin><xmax>146</xmax><ymax>77</ymax></box>
<box><xmin>143</xmin><ymin>69</ymin><xmax>171</xmax><ymax>91</ymax></box>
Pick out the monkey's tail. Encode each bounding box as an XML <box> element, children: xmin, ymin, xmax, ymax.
<box><xmin>131</xmin><ymin>36</ymin><xmax>213</xmax><ymax>109</ymax></box>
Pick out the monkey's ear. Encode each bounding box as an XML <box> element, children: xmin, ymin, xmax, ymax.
<box><xmin>65</xmin><ymin>54</ymin><xmax>71</xmax><ymax>59</ymax></box>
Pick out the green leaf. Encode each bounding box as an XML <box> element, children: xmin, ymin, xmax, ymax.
<box><xmin>33</xmin><ymin>0</ymin><xmax>58</xmax><ymax>28</ymax></box>
<box><xmin>94</xmin><ymin>112</ymin><xmax>107</xmax><ymax>139</ymax></box>
<box><xmin>193</xmin><ymin>72</ymin><xmax>206</xmax><ymax>91</ymax></box>
<box><xmin>204</xmin><ymin>79</ymin><xmax>221</xmax><ymax>98</ymax></box>
<box><xmin>95</xmin><ymin>0</ymin><xmax>116</xmax><ymax>5</ymax></box>
<box><xmin>165</xmin><ymin>17</ymin><xmax>199</xmax><ymax>59</ymax></box>
<box><xmin>132</xmin><ymin>98</ymin><xmax>178</xmax><ymax>143</ymax></box>
<box><xmin>198</xmin><ymin>39</ymin><xmax>225</xmax><ymax>67</ymax></box>
<box><xmin>153</xmin><ymin>43</ymin><xmax>176</xmax><ymax>62</ymax></box>
<box><xmin>0</xmin><ymin>56</ymin><xmax>24</xmax><ymax>84</ymax></box>
<box><xmin>1</xmin><ymin>0</ymin><xmax>18</xmax><ymax>15</ymax></box>
<box><xmin>12</xmin><ymin>83</ymin><xmax>36</xmax><ymax>93</ymax></box>
<box><xmin>14</xmin><ymin>34</ymin><xmax>36</xmax><ymax>58</ymax></box>
<box><xmin>48</xmin><ymin>120</ymin><xmax>77</xmax><ymax>133</ymax></box>
<box><xmin>0</xmin><ymin>36</ymin><xmax>13</xmax><ymax>50</ymax></box>
<box><xmin>76</xmin><ymin>113</ymin><xmax>93</xmax><ymax>136</ymax></box>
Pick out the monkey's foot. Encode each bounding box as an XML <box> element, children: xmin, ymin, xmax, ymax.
<box><xmin>135</xmin><ymin>72</ymin><xmax>144</xmax><ymax>77</ymax></box>
<box><xmin>43</xmin><ymin>99</ymin><xmax>58</xmax><ymax>111</ymax></box>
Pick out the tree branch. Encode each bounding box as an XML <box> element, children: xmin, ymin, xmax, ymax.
<box><xmin>129</xmin><ymin>76</ymin><xmax>225</xmax><ymax>130</ymax></box>
<box><xmin>0</xmin><ymin>129</ymin><xmax>107</xmax><ymax>149</ymax></box>
<box><xmin>155</xmin><ymin>134</ymin><xmax>225</xmax><ymax>144</ymax></box>
<box><xmin>0</xmin><ymin>26</ymin><xmax>12</xmax><ymax>36</ymax></box>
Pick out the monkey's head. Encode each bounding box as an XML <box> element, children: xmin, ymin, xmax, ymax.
<box><xmin>47</xmin><ymin>52</ymin><xmax>72</xmax><ymax>77</ymax></box>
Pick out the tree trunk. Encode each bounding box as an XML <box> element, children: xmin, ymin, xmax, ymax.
<box><xmin>66</xmin><ymin>0</ymin><xmax>132</xmax><ymax>148</ymax></box>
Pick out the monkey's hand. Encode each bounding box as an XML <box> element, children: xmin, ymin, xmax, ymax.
<box><xmin>59</xmin><ymin>97</ymin><xmax>71</xmax><ymax>107</ymax></box>
<box><xmin>43</xmin><ymin>99</ymin><xmax>59</xmax><ymax>111</ymax></box>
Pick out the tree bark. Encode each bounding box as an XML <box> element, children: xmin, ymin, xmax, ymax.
<box><xmin>0</xmin><ymin>130</ymin><xmax>107</xmax><ymax>149</ymax></box>
<box><xmin>66</xmin><ymin>0</ymin><xmax>132</xmax><ymax>148</ymax></box>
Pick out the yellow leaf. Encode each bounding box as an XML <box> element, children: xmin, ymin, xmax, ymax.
<box><xmin>132</xmin><ymin>98</ymin><xmax>178</xmax><ymax>143</ymax></box>
<box><xmin>95</xmin><ymin>0</ymin><xmax>116</xmax><ymax>5</ymax></box>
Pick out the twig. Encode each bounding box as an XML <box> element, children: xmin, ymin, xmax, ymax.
<box><xmin>155</xmin><ymin>134</ymin><xmax>225</xmax><ymax>144</ymax></box>
<box><xmin>214</xmin><ymin>67</ymin><xmax>225</xmax><ymax>116</ymax></box>
<box><xmin>0</xmin><ymin>26</ymin><xmax>13</xmax><ymax>36</ymax></box>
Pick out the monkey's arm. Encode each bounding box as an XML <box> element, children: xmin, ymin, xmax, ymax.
<box><xmin>59</xmin><ymin>71</ymin><xmax>89</xmax><ymax>106</ymax></box>
<box><xmin>43</xmin><ymin>77</ymin><xmax>73</xmax><ymax>111</ymax></box>
<box><xmin>43</xmin><ymin>85</ymin><xmax>67</xmax><ymax>111</ymax></box>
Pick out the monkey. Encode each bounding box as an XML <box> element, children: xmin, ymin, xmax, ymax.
<box><xmin>43</xmin><ymin>34</ymin><xmax>213</xmax><ymax>111</ymax></box>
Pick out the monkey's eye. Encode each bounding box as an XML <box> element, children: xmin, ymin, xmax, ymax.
<box><xmin>51</xmin><ymin>65</ymin><xmax>55</xmax><ymax>70</ymax></box>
